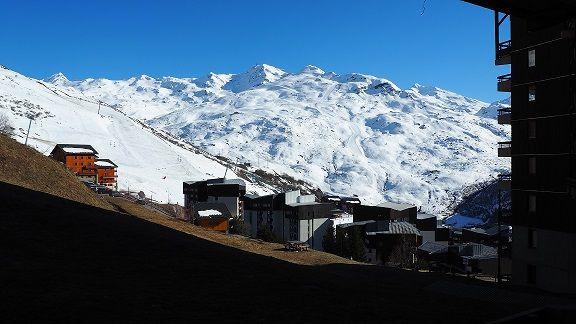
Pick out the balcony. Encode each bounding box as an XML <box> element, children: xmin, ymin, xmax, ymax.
<box><xmin>499</xmin><ymin>174</ymin><xmax>511</xmax><ymax>191</ymax></box>
<box><xmin>497</xmin><ymin>107</ymin><xmax>512</xmax><ymax>125</ymax></box>
<box><xmin>496</xmin><ymin>41</ymin><xmax>512</xmax><ymax>65</ymax></box>
<box><xmin>498</xmin><ymin>141</ymin><xmax>512</xmax><ymax>157</ymax></box>
<box><xmin>497</xmin><ymin>74</ymin><xmax>512</xmax><ymax>92</ymax></box>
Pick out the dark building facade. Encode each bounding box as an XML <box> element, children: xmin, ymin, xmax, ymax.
<box><xmin>183</xmin><ymin>178</ymin><xmax>246</xmax><ymax>221</ymax></box>
<box><xmin>353</xmin><ymin>202</ymin><xmax>417</xmax><ymax>223</ymax></box>
<box><xmin>464</xmin><ymin>0</ymin><xmax>576</xmax><ymax>293</ymax></box>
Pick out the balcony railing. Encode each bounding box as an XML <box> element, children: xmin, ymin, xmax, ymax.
<box><xmin>497</xmin><ymin>74</ymin><xmax>512</xmax><ymax>92</ymax></box>
<box><xmin>498</xmin><ymin>141</ymin><xmax>512</xmax><ymax>157</ymax></box>
<box><xmin>497</xmin><ymin>107</ymin><xmax>512</xmax><ymax>125</ymax></box>
<box><xmin>499</xmin><ymin>173</ymin><xmax>512</xmax><ymax>191</ymax></box>
<box><xmin>496</xmin><ymin>41</ymin><xmax>512</xmax><ymax>65</ymax></box>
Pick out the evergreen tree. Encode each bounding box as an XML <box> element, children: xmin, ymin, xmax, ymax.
<box><xmin>322</xmin><ymin>224</ymin><xmax>337</xmax><ymax>253</ymax></box>
<box><xmin>348</xmin><ymin>227</ymin><xmax>366</xmax><ymax>262</ymax></box>
<box><xmin>335</xmin><ymin>228</ymin><xmax>350</xmax><ymax>258</ymax></box>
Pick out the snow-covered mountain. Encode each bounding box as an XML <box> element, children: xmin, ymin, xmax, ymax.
<box><xmin>1</xmin><ymin>63</ymin><xmax>510</xmax><ymax>214</ymax></box>
<box><xmin>0</xmin><ymin>65</ymin><xmax>273</xmax><ymax>204</ymax></box>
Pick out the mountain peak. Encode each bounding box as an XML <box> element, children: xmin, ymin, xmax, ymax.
<box><xmin>222</xmin><ymin>64</ymin><xmax>286</xmax><ymax>93</ymax></box>
<box><xmin>45</xmin><ymin>72</ymin><xmax>70</xmax><ymax>86</ymax></box>
<box><xmin>300</xmin><ymin>65</ymin><xmax>325</xmax><ymax>75</ymax></box>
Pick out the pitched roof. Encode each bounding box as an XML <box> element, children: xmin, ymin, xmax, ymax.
<box><xmin>460</xmin><ymin>243</ymin><xmax>497</xmax><ymax>259</ymax></box>
<box><xmin>193</xmin><ymin>202</ymin><xmax>232</xmax><ymax>219</ymax></box>
<box><xmin>95</xmin><ymin>159</ymin><xmax>118</xmax><ymax>168</ymax></box>
<box><xmin>418</xmin><ymin>241</ymin><xmax>449</xmax><ymax>254</ymax></box>
<box><xmin>367</xmin><ymin>221</ymin><xmax>421</xmax><ymax>236</ymax></box>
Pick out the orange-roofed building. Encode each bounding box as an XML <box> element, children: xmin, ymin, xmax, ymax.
<box><xmin>50</xmin><ymin>144</ymin><xmax>98</xmax><ymax>183</ymax></box>
<box><xmin>95</xmin><ymin>159</ymin><xmax>118</xmax><ymax>190</ymax></box>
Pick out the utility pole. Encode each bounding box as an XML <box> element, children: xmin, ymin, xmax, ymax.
<box><xmin>24</xmin><ymin>118</ymin><xmax>33</xmax><ymax>146</ymax></box>
<box><xmin>98</xmin><ymin>101</ymin><xmax>101</xmax><ymax>115</ymax></box>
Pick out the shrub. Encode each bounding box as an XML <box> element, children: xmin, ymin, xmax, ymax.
<box><xmin>257</xmin><ymin>225</ymin><xmax>280</xmax><ymax>243</ymax></box>
<box><xmin>229</xmin><ymin>218</ymin><xmax>249</xmax><ymax>236</ymax></box>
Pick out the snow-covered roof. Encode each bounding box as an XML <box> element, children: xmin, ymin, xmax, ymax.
<box><xmin>95</xmin><ymin>159</ymin><xmax>118</xmax><ymax>168</ymax></box>
<box><xmin>193</xmin><ymin>202</ymin><xmax>232</xmax><ymax>218</ymax></box>
<box><xmin>417</xmin><ymin>213</ymin><xmax>436</xmax><ymax>220</ymax></box>
<box><xmin>63</xmin><ymin>147</ymin><xmax>94</xmax><ymax>154</ymax></box>
<box><xmin>184</xmin><ymin>178</ymin><xmax>246</xmax><ymax>187</ymax></box>
<box><xmin>287</xmin><ymin>201</ymin><xmax>321</xmax><ymax>207</ymax></box>
<box><xmin>378</xmin><ymin>201</ymin><xmax>416</xmax><ymax>211</ymax></box>
<box><xmin>197</xmin><ymin>209</ymin><xmax>222</xmax><ymax>217</ymax></box>
<box><xmin>210</xmin><ymin>178</ymin><xmax>246</xmax><ymax>187</ymax></box>
<box><xmin>55</xmin><ymin>144</ymin><xmax>98</xmax><ymax>155</ymax></box>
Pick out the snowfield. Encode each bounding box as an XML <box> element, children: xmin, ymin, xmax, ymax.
<box><xmin>0</xmin><ymin>66</ymin><xmax>272</xmax><ymax>204</ymax></box>
<box><xmin>1</xmin><ymin>64</ymin><xmax>510</xmax><ymax>214</ymax></box>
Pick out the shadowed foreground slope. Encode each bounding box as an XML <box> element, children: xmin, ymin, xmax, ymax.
<box><xmin>0</xmin><ymin>180</ymin><xmax>559</xmax><ymax>323</ymax></box>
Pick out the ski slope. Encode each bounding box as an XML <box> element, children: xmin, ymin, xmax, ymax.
<box><xmin>0</xmin><ymin>66</ymin><xmax>270</xmax><ymax>204</ymax></box>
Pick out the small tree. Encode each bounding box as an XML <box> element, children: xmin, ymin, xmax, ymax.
<box><xmin>322</xmin><ymin>224</ymin><xmax>337</xmax><ymax>253</ymax></box>
<box><xmin>0</xmin><ymin>112</ymin><xmax>14</xmax><ymax>136</ymax></box>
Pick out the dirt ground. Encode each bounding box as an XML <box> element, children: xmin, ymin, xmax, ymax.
<box><xmin>1</xmin><ymin>181</ymin><xmax>572</xmax><ymax>323</ymax></box>
<box><xmin>106</xmin><ymin>197</ymin><xmax>358</xmax><ymax>266</ymax></box>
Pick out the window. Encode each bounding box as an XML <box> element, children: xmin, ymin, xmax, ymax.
<box><xmin>528</xmin><ymin>121</ymin><xmax>536</xmax><ymax>139</ymax></box>
<box><xmin>528</xmin><ymin>229</ymin><xmax>538</xmax><ymax>248</ymax></box>
<box><xmin>528</xmin><ymin>157</ymin><xmax>537</xmax><ymax>175</ymax></box>
<box><xmin>528</xmin><ymin>194</ymin><xmax>537</xmax><ymax>213</ymax></box>
<box><xmin>528</xmin><ymin>86</ymin><xmax>536</xmax><ymax>102</ymax></box>
<box><xmin>528</xmin><ymin>49</ymin><xmax>536</xmax><ymax>67</ymax></box>
<box><xmin>527</xmin><ymin>264</ymin><xmax>537</xmax><ymax>284</ymax></box>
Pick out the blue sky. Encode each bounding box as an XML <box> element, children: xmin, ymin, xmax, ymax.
<box><xmin>0</xmin><ymin>0</ymin><xmax>508</xmax><ymax>102</ymax></box>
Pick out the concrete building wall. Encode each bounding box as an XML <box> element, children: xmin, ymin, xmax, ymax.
<box><xmin>299</xmin><ymin>218</ymin><xmax>330</xmax><ymax>250</ymax></box>
<box><xmin>513</xmin><ymin>226</ymin><xmax>576</xmax><ymax>293</ymax></box>
<box><xmin>244</xmin><ymin>209</ymin><xmax>286</xmax><ymax>240</ymax></box>
<box><xmin>284</xmin><ymin>191</ymin><xmax>300</xmax><ymax>205</ymax></box>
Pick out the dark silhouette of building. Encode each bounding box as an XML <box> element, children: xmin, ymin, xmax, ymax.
<box><xmin>463</xmin><ymin>0</ymin><xmax>576</xmax><ymax>293</ymax></box>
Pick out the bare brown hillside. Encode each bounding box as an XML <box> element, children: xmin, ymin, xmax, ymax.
<box><xmin>106</xmin><ymin>196</ymin><xmax>357</xmax><ymax>266</ymax></box>
<box><xmin>0</xmin><ymin>134</ymin><xmax>111</xmax><ymax>210</ymax></box>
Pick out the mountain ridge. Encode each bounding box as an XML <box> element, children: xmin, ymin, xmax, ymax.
<box><xmin>2</xmin><ymin>63</ymin><xmax>510</xmax><ymax>214</ymax></box>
